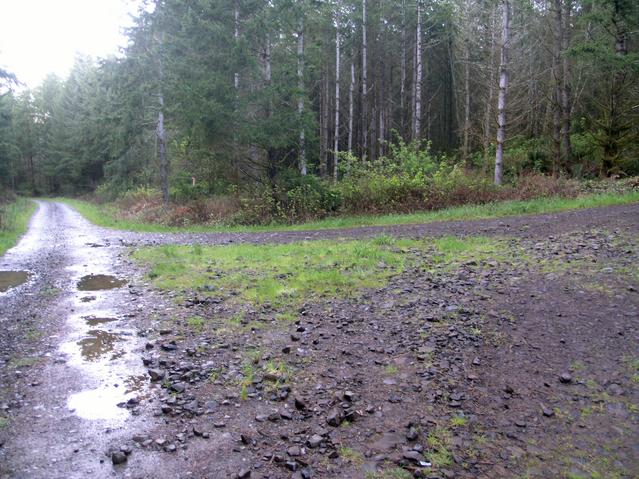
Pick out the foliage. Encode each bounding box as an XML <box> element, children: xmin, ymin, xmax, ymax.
<box><xmin>0</xmin><ymin>197</ymin><xmax>36</xmax><ymax>255</ymax></box>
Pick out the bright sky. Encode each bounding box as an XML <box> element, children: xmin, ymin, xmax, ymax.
<box><xmin>0</xmin><ymin>0</ymin><xmax>141</xmax><ymax>88</ymax></box>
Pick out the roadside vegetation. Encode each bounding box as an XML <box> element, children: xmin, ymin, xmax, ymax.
<box><xmin>62</xmin><ymin>176</ymin><xmax>638</xmax><ymax>233</ymax></box>
<box><xmin>0</xmin><ymin>196</ymin><xmax>35</xmax><ymax>256</ymax></box>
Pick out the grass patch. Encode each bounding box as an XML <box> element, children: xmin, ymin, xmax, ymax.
<box><xmin>338</xmin><ymin>447</ymin><xmax>364</xmax><ymax>465</ymax></box>
<box><xmin>134</xmin><ymin>238</ymin><xmax>415</xmax><ymax>310</ymax></box>
<box><xmin>61</xmin><ymin>191</ymin><xmax>639</xmax><ymax>233</ymax></box>
<box><xmin>0</xmin><ymin>198</ymin><xmax>36</xmax><ymax>256</ymax></box>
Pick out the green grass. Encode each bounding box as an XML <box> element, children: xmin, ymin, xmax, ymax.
<box><xmin>0</xmin><ymin>198</ymin><xmax>36</xmax><ymax>256</ymax></box>
<box><xmin>60</xmin><ymin>191</ymin><xmax>639</xmax><ymax>234</ymax></box>
<box><xmin>133</xmin><ymin>236</ymin><xmax>416</xmax><ymax>310</ymax></box>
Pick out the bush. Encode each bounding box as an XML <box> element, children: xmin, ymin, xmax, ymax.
<box><xmin>232</xmin><ymin>171</ymin><xmax>341</xmax><ymax>225</ymax></box>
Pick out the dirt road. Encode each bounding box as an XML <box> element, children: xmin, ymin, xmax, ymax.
<box><xmin>0</xmin><ymin>201</ymin><xmax>638</xmax><ymax>479</ymax></box>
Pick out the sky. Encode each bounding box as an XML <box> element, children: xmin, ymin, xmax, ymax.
<box><xmin>0</xmin><ymin>0</ymin><xmax>141</xmax><ymax>89</ymax></box>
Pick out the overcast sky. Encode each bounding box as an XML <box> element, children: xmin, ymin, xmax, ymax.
<box><xmin>0</xmin><ymin>0</ymin><xmax>141</xmax><ymax>88</ymax></box>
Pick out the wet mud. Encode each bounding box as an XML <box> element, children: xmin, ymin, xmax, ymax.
<box><xmin>77</xmin><ymin>274</ymin><xmax>127</xmax><ymax>291</ymax></box>
<box><xmin>0</xmin><ymin>270</ymin><xmax>30</xmax><ymax>292</ymax></box>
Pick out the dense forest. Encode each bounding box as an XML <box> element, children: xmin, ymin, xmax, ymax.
<box><xmin>0</xmin><ymin>0</ymin><xmax>637</xmax><ymax>222</ymax></box>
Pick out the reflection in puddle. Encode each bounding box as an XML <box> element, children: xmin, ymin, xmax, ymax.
<box><xmin>77</xmin><ymin>330</ymin><xmax>121</xmax><ymax>361</ymax></box>
<box><xmin>0</xmin><ymin>270</ymin><xmax>30</xmax><ymax>292</ymax></box>
<box><xmin>77</xmin><ymin>274</ymin><xmax>127</xmax><ymax>291</ymax></box>
<box><xmin>84</xmin><ymin>316</ymin><xmax>119</xmax><ymax>327</ymax></box>
<box><xmin>68</xmin><ymin>386</ymin><xmax>129</xmax><ymax>421</ymax></box>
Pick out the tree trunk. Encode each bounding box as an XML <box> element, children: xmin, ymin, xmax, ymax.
<box><xmin>552</xmin><ymin>0</ymin><xmax>562</xmax><ymax>175</ymax></box>
<box><xmin>320</xmin><ymin>67</ymin><xmax>328</xmax><ymax>177</ymax></box>
<box><xmin>483</xmin><ymin>7</ymin><xmax>497</xmax><ymax>171</ymax></box>
<box><xmin>297</xmin><ymin>21</ymin><xmax>306</xmax><ymax>175</ymax></box>
<box><xmin>560</xmin><ymin>0</ymin><xmax>573</xmax><ymax>167</ymax></box>
<box><xmin>348</xmin><ymin>56</ymin><xmax>354</xmax><ymax>153</ymax></box>
<box><xmin>400</xmin><ymin>0</ymin><xmax>407</xmax><ymax>138</ymax></box>
<box><xmin>413</xmin><ymin>0</ymin><xmax>423</xmax><ymax>141</ymax></box>
<box><xmin>333</xmin><ymin>4</ymin><xmax>341</xmax><ymax>182</ymax></box>
<box><xmin>494</xmin><ymin>0</ymin><xmax>510</xmax><ymax>186</ymax></box>
<box><xmin>361</xmin><ymin>0</ymin><xmax>368</xmax><ymax>157</ymax></box>
<box><xmin>156</xmin><ymin>30</ymin><xmax>169</xmax><ymax>205</ymax></box>
<box><xmin>462</xmin><ymin>42</ymin><xmax>471</xmax><ymax>165</ymax></box>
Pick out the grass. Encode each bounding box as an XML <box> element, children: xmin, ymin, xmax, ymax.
<box><xmin>133</xmin><ymin>236</ymin><xmax>416</xmax><ymax>310</ymax></box>
<box><xmin>59</xmin><ymin>191</ymin><xmax>639</xmax><ymax>234</ymax></box>
<box><xmin>0</xmin><ymin>198</ymin><xmax>36</xmax><ymax>256</ymax></box>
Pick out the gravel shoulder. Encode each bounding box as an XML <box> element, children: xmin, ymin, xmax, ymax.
<box><xmin>0</xmin><ymin>201</ymin><xmax>637</xmax><ymax>479</ymax></box>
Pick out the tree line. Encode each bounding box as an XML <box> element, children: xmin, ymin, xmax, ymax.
<box><xmin>0</xmin><ymin>0</ymin><xmax>637</xmax><ymax>200</ymax></box>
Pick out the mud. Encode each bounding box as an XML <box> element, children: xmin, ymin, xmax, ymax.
<box><xmin>0</xmin><ymin>270</ymin><xmax>30</xmax><ymax>292</ymax></box>
<box><xmin>77</xmin><ymin>274</ymin><xmax>127</xmax><ymax>291</ymax></box>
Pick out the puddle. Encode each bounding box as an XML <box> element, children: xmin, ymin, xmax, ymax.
<box><xmin>77</xmin><ymin>274</ymin><xmax>127</xmax><ymax>291</ymax></box>
<box><xmin>0</xmin><ymin>270</ymin><xmax>30</xmax><ymax>292</ymax></box>
<box><xmin>67</xmin><ymin>374</ymin><xmax>146</xmax><ymax>421</ymax></box>
<box><xmin>67</xmin><ymin>387</ymin><xmax>128</xmax><ymax>421</ymax></box>
<box><xmin>84</xmin><ymin>316</ymin><xmax>119</xmax><ymax>327</ymax></box>
<box><xmin>77</xmin><ymin>330</ymin><xmax>122</xmax><ymax>361</ymax></box>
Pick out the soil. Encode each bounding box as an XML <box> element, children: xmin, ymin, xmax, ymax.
<box><xmin>0</xmin><ymin>200</ymin><xmax>637</xmax><ymax>479</ymax></box>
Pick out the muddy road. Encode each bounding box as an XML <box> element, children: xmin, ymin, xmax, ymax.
<box><xmin>0</xmin><ymin>200</ymin><xmax>638</xmax><ymax>479</ymax></box>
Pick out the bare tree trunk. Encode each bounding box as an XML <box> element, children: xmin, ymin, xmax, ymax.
<box><xmin>156</xmin><ymin>29</ymin><xmax>169</xmax><ymax>205</ymax></box>
<box><xmin>494</xmin><ymin>0</ymin><xmax>510</xmax><ymax>186</ymax></box>
<box><xmin>400</xmin><ymin>0</ymin><xmax>407</xmax><ymax>137</ymax></box>
<box><xmin>413</xmin><ymin>0</ymin><xmax>423</xmax><ymax>141</ymax></box>
<box><xmin>348</xmin><ymin>56</ymin><xmax>354</xmax><ymax>153</ymax></box>
<box><xmin>234</xmin><ymin>0</ymin><xmax>240</xmax><ymax>91</ymax></box>
<box><xmin>320</xmin><ymin>67</ymin><xmax>328</xmax><ymax>177</ymax></box>
<box><xmin>483</xmin><ymin>7</ymin><xmax>497</xmax><ymax>171</ymax></box>
<box><xmin>560</xmin><ymin>0</ymin><xmax>573</xmax><ymax>166</ymax></box>
<box><xmin>361</xmin><ymin>0</ymin><xmax>368</xmax><ymax>157</ymax></box>
<box><xmin>462</xmin><ymin>42</ymin><xmax>471</xmax><ymax>164</ymax></box>
<box><xmin>297</xmin><ymin>21</ymin><xmax>307</xmax><ymax>175</ymax></box>
<box><xmin>552</xmin><ymin>0</ymin><xmax>562</xmax><ymax>175</ymax></box>
<box><xmin>333</xmin><ymin>4</ymin><xmax>341</xmax><ymax>182</ymax></box>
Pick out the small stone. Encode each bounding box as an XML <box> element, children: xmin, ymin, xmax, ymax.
<box><xmin>542</xmin><ymin>407</ymin><xmax>554</xmax><ymax>417</ymax></box>
<box><xmin>326</xmin><ymin>408</ymin><xmax>343</xmax><ymax>427</ymax></box>
<box><xmin>406</xmin><ymin>427</ymin><xmax>419</xmax><ymax>441</ymax></box>
<box><xmin>287</xmin><ymin>446</ymin><xmax>302</xmax><ymax>457</ymax></box>
<box><xmin>294</xmin><ymin>397</ymin><xmax>307</xmax><ymax>410</ymax></box>
<box><xmin>238</xmin><ymin>468</ymin><xmax>251</xmax><ymax>478</ymax></box>
<box><xmin>559</xmin><ymin>373</ymin><xmax>572</xmax><ymax>384</ymax></box>
<box><xmin>514</xmin><ymin>419</ymin><xmax>527</xmax><ymax>428</ymax></box>
<box><xmin>111</xmin><ymin>452</ymin><xmax>127</xmax><ymax>465</ymax></box>
<box><xmin>402</xmin><ymin>450</ymin><xmax>426</xmax><ymax>463</ymax></box>
<box><xmin>307</xmin><ymin>434</ymin><xmax>323</xmax><ymax>449</ymax></box>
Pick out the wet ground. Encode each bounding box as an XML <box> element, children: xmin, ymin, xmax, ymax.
<box><xmin>0</xmin><ymin>200</ymin><xmax>638</xmax><ymax>478</ymax></box>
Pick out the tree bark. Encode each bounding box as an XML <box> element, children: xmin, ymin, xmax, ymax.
<box><xmin>494</xmin><ymin>0</ymin><xmax>510</xmax><ymax>186</ymax></box>
<box><xmin>413</xmin><ymin>0</ymin><xmax>423</xmax><ymax>141</ymax></box>
<box><xmin>462</xmin><ymin>42</ymin><xmax>471</xmax><ymax>165</ymax></box>
<box><xmin>156</xmin><ymin>29</ymin><xmax>169</xmax><ymax>205</ymax></box>
<box><xmin>400</xmin><ymin>0</ymin><xmax>407</xmax><ymax>137</ymax></box>
<box><xmin>483</xmin><ymin>7</ymin><xmax>497</xmax><ymax>171</ymax></box>
<box><xmin>361</xmin><ymin>0</ymin><xmax>368</xmax><ymax>157</ymax></box>
<box><xmin>333</xmin><ymin>4</ymin><xmax>341</xmax><ymax>182</ymax></box>
<box><xmin>297</xmin><ymin>21</ymin><xmax>306</xmax><ymax>175</ymax></box>
<box><xmin>560</xmin><ymin>0</ymin><xmax>573</xmax><ymax>167</ymax></box>
<box><xmin>552</xmin><ymin>0</ymin><xmax>562</xmax><ymax>174</ymax></box>
<box><xmin>348</xmin><ymin>56</ymin><xmax>354</xmax><ymax>153</ymax></box>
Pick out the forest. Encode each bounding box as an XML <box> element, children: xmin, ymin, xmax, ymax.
<box><xmin>0</xmin><ymin>0</ymin><xmax>637</xmax><ymax>225</ymax></box>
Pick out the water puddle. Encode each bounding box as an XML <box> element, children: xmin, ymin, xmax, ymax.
<box><xmin>67</xmin><ymin>374</ymin><xmax>146</xmax><ymax>421</ymax></box>
<box><xmin>84</xmin><ymin>316</ymin><xmax>119</xmax><ymax>327</ymax></box>
<box><xmin>77</xmin><ymin>330</ymin><xmax>122</xmax><ymax>361</ymax></box>
<box><xmin>0</xmin><ymin>270</ymin><xmax>30</xmax><ymax>292</ymax></box>
<box><xmin>77</xmin><ymin>274</ymin><xmax>127</xmax><ymax>291</ymax></box>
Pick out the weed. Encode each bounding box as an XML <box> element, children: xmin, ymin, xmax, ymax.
<box><xmin>450</xmin><ymin>415</ymin><xmax>468</xmax><ymax>427</ymax></box>
<box><xmin>186</xmin><ymin>316</ymin><xmax>205</xmax><ymax>332</ymax></box>
<box><xmin>338</xmin><ymin>447</ymin><xmax>364</xmax><ymax>465</ymax></box>
<box><xmin>384</xmin><ymin>364</ymin><xmax>399</xmax><ymax>375</ymax></box>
